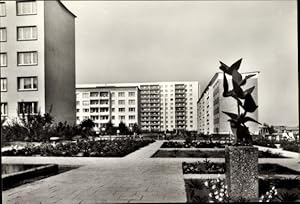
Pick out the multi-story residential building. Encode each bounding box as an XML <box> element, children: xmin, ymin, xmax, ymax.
<box><xmin>76</xmin><ymin>86</ymin><xmax>140</xmax><ymax>130</ymax></box>
<box><xmin>197</xmin><ymin>71</ymin><xmax>259</xmax><ymax>135</ymax></box>
<box><xmin>0</xmin><ymin>1</ymin><xmax>76</xmax><ymax>124</ymax></box>
<box><xmin>76</xmin><ymin>81</ymin><xmax>199</xmax><ymax>132</ymax></box>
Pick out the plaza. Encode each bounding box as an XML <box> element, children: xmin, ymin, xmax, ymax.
<box><xmin>2</xmin><ymin>140</ymin><xmax>300</xmax><ymax>203</ymax></box>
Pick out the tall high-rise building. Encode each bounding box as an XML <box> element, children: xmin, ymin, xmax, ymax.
<box><xmin>76</xmin><ymin>81</ymin><xmax>199</xmax><ymax>132</ymax></box>
<box><xmin>0</xmin><ymin>1</ymin><xmax>76</xmax><ymax>124</ymax></box>
<box><xmin>197</xmin><ymin>72</ymin><xmax>259</xmax><ymax>135</ymax></box>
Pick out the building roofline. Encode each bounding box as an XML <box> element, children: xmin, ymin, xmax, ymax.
<box><xmin>58</xmin><ymin>1</ymin><xmax>77</xmax><ymax>18</ymax></box>
<box><xmin>76</xmin><ymin>86</ymin><xmax>139</xmax><ymax>89</ymax></box>
<box><xmin>197</xmin><ymin>71</ymin><xmax>260</xmax><ymax>103</ymax></box>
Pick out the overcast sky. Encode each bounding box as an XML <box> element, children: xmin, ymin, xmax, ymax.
<box><xmin>62</xmin><ymin>0</ymin><xmax>298</xmax><ymax>127</ymax></box>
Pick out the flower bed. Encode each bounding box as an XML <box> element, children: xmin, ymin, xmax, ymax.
<box><xmin>2</xmin><ymin>139</ymin><xmax>154</xmax><ymax>157</ymax></box>
<box><xmin>152</xmin><ymin>149</ymin><xmax>286</xmax><ymax>158</ymax></box>
<box><xmin>280</xmin><ymin>141</ymin><xmax>300</xmax><ymax>153</ymax></box>
<box><xmin>183</xmin><ymin>161</ymin><xmax>300</xmax><ymax>175</ymax></box>
<box><xmin>253</xmin><ymin>139</ymin><xmax>277</xmax><ymax>148</ymax></box>
<box><xmin>161</xmin><ymin>141</ymin><xmax>230</xmax><ymax>148</ymax></box>
<box><xmin>185</xmin><ymin>177</ymin><xmax>300</xmax><ymax>203</ymax></box>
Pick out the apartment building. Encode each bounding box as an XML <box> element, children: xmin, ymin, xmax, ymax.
<box><xmin>76</xmin><ymin>81</ymin><xmax>199</xmax><ymax>132</ymax></box>
<box><xmin>76</xmin><ymin>86</ymin><xmax>140</xmax><ymax>130</ymax></box>
<box><xmin>0</xmin><ymin>1</ymin><xmax>76</xmax><ymax>124</ymax></box>
<box><xmin>197</xmin><ymin>72</ymin><xmax>259</xmax><ymax>135</ymax></box>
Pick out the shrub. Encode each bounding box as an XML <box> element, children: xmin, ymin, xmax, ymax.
<box><xmin>2</xmin><ymin>139</ymin><xmax>154</xmax><ymax>157</ymax></box>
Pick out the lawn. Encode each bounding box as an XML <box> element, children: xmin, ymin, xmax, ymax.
<box><xmin>152</xmin><ymin>149</ymin><xmax>286</xmax><ymax>158</ymax></box>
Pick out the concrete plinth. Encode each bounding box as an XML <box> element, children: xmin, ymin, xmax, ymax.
<box><xmin>225</xmin><ymin>146</ymin><xmax>258</xmax><ymax>202</ymax></box>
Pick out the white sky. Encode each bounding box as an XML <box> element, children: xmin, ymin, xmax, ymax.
<box><xmin>62</xmin><ymin>0</ymin><xmax>298</xmax><ymax>127</ymax></box>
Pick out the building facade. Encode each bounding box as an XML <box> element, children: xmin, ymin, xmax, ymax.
<box><xmin>197</xmin><ymin>72</ymin><xmax>259</xmax><ymax>135</ymax></box>
<box><xmin>76</xmin><ymin>81</ymin><xmax>199</xmax><ymax>132</ymax></box>
<box><xmin>76</xmin><ymin>86</ymin><xmax>140</xmax><ymax>131</ymax></box>
<box><xmin>0</xmin><ymin>0</ymin><xmax>76</xmax><ymax>124</ymax></box>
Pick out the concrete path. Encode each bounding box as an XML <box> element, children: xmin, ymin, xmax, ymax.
<box><xmin>2</xmin><ymin>140</ymin><xmax>300</xmax><ymax>204</ymax></box>
<box><xmin>2</xmin><ymin>141</ymin><xmax>186</xmax><ymax>204</ymax></box>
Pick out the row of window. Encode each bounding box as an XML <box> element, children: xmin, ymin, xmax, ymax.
<box><xmin>0</xmin><ymin>26</ymin><xmax>38</xmax><ymax>42</ymax></box>
<box><xmin>79</xmin><ymin>107</ymin><xmax>136</xmax><ymax>113</ymax></box>
<box><xmin>0</xmin><ymin>1</ymin><xmax>37</xmax><ymax>17</ymax></box>
<box><xmin>0</xmin><ymin>77</ymin><xmax>38</xmax><ymax>92</ymax></box>
<box><xmin>0</xmin><ymin>51</ymin><xmax>38</xmax><ymax>67</ymax></box>
<box><xmin>111</xmin><ymin>92</ymin><xmax>136</xmax><ymax>97</ymax></box>
<box><xmin>80</xmin><ymin>115</ymin><xmax>136</xmax><ymax>121</ymax></box>
<box><xmin>1</xmin><ymin>101</ymin><xmax>38</xmax><ymax>116</ymax></box>
<box><xmin>79</xmin><ymin>91</ymin><xmax>136</xmax><ymax>98</ymax></box>
<box><xmin>111</xmin><ymin>100</ymin><xmax>136</xmax><ymax>105</ymax></box>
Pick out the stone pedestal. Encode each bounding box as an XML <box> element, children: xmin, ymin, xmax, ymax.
<box><xmin>225</xmin><ymin>146</ymin><xmax>258</xmax><ymax>202</ymax></box>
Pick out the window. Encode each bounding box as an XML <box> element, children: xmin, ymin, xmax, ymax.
<box><xmin>100</xmin><ymin>100</ymin><xmax>108</xmax><ymax>105</ymax></box>
<box><xmin>118</xmin><ymin>100</ymin><xmax>125</xmax><ymax>105</ymax></box>
<box><xmin>119</xmin><ymin>115</ymin><xmax>125</xmax><ymax>120</ymax></box>
<box><xmin>111</xmin><ymin>92</ymin><xmax>115</xmax><ymax>97</ymax></box>
<box><xmin>17</xmin><ymin>26</ymin><xmax>37</xmax><ymax>41</ymax></box>
<box><xmin>17</xmin><ymin>0</ymin><xmax>37</xmax><ymax>15</ymax></box>
<box><xmin>100</xmin><ymin>108</ymin><xmax>108</xmax><ymax>112</ymax></box>
<box><xmin>129</xmin><ymin>115</ymin><xmax>135</xmax><ymax>120</ymax></box>
<box><xmin>0</xmin><ymin>53</ymin><xmax>7</xmax><ymax>67</ymax></box>
<box><xmin>90</xmin><ymin>100</ymin><xmax>98</xmax><ymax>105</ymax></box>
<box><xmin>128</xmin><ymin>99</ymin><xmax>135</xmax><ymax>105</ymax></box>
<box><xmin>90</xmin><ymin>92</ymin><xmax>98</xmax><ymax>97</ymax></box>
<box><xmin>0</xmin><ymin>27</ymin><xmax>6</xmax><ymax>42</ymax></box>
<box><xmin>128</xmin><ymin>92</ymin><xmax>135</xmax><ymax>97</ymax></box>
<box><xmin>111</xmin><ymin>100</ymin><xmax>115</xmax><ymax>105</ymax></box>
<box><xmin>0</xmin><ymin>2</ymin><xmax>6</xmax><ymax>16</ymax></box>
<box><xmin>100</xmin><ymin>115</ymin><xmax>108</xmax><ymax>120</ymax></box>
<box><xmin>76</xmin><ymin>101</ymin><xmax>80</xmax><ymax>105</ymax></box>
<box><xmin>90</xmin><ymin>108</ymin><xmax>99</xmax><ymax>113</ymax></box>
<box><xmin>83</xmin><ymin>108</ymin><xmax>89</xmax><ymax>113</ymax></box>
<box><xmin>100</xmin><ymin>92</ymin><xmax>108</xmax><ymax>97</ymax></box>
<box><xmin>112</xmin><ymin>116</ymin><xmax>115</xmax><ymax>120</ymax></box>
<box><xmin>129</xmin><ymin>107</ymin><xmax>135</xmax><ymax>112</ymax></box>
<box><xmin>118</xmin><ymin>92</ymin><xmax>125</xmax><ymax>97</ymax></box>
<box><xmin>17</xmin><ymin>77</ymin><xmax>37</xmax><ymax>91</ymax></box>
<box><xmin>111</xmin><ymin>108</ymin><xmax>115</xmax><ymax>112</ymax></box>
<box><xmin>82</xmin><ymin>93</ymin><xmax>89</xmax><ymax>98</ymax></box>
<box><xmin>0</xmin><ymin>78</ymin><xmax>7</xmax><ymax>92</ymax></box>
<box><xmin>82</xmin><ymin>101</ymin><xmax>89</xmax><ymax>106</ymax></box>
<box><xmin>17</xmin><ymin>51</ymin><xmax>38</xmax><ymax>66</ymax></box>
<box><xmin>119</xmin><ymin>108</ymin><xmax>125</xmax><ymax>112</ymax></box>
<box><xmin>76</xmin><ymin>109</ymin><xmax>79</xmax><ymax>113</ymax></box>
<box><xmin>18</xmin><ymin>101</ymin><xmax>38</xmax><ymax>114</ymax></box>
<box><xmin>0</xmin><ymin>103</ymin><xmax>7</xmax><ymax>117</ymax></box>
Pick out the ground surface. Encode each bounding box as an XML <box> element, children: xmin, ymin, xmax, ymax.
<box><xmin>2</xmin><ymin>140</ymin><xmax>300</xmax><ymax>204</ymax></box>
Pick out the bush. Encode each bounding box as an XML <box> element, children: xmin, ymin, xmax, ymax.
<box><xmin>2</xmin><ymin>139</ymin><xmax>155</xmax><ymax>157</ymax></box>
<box><xmin>280</xmin><ymin>140</ymin><xmax>300</xmax><ymax>153</ymax></box>
<box><xmin>253</xmin><ymin>137</ymin><xmax>276</xmax><ymax>148</ymax></box>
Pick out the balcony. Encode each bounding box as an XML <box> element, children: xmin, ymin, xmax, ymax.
<box><xmin>175</xmin><ymin>94</ymin><xmax>186</xmax><ymax>98</ymax></box>
<box><xmin>175</xmin><ymin>103</ymin><xmax>186</xmax><ymax>107</ymax></box>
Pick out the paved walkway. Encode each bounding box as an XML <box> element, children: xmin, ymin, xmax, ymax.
<box><xmin>2</xmin><ymin>141</ymin><xmax>300</xmax><ymax>204</ymax></box>
<box><xmin>2</xmin><ymin>141</ymin><xmax>186</xmax><ymax>204</ymax></box>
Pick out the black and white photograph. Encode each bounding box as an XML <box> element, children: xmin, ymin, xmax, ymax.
<box><xmin>1</xmin><ymin>0</ymin><xmax>298</xmax><ymax>203</ymax></box>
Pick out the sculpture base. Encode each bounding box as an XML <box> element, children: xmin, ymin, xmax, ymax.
<box><xmin>225</xmin><ymin>146</ymin><xmax>258</xmax><ymax>202</ymax></box>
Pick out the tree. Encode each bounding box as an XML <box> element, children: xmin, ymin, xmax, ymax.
<box><xmin>105</xmin><ymin>120</ymin><xmax>115</xmax><ymax>135</ymax></box>
<box><xmin>80</xmin><ymin>118</ymin><xmax>95</xmax><ymax>137</ymax></box>
<box><xmin>132</xmin><ymin>123</ymin><xmax>140</xmax><ymax>135</ymax></box>
<box><xmin>80</xmin><ymin>118</ymin><xmax>95</xmax><ymax>130</ymax></box>
<box><xmin>118</xmin><ymin>121</ymin><xmax>129</xmax><ymax>135</ymax></box>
